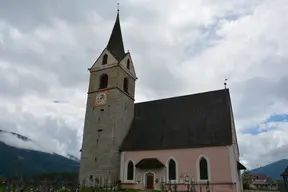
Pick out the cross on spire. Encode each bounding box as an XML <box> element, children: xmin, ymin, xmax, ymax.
<box><xmin>117</xmin><ymin>2</ymin><xmax>120</xmax><ymax>13</ymax></box>
<box><xmin>224</xmin><ymin>78</ymin><xmax>228</xmax><ymax>89</ymax></box>
<box><xmin>106</xmin><ymin>4</ymin><xmax>125</xmax><ymax>61</ymax></box>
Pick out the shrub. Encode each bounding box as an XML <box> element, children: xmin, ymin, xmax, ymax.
<box><xmin>243</xmin><ymin>183</ymin><xmax>250</xmax><ymax>189</ymax></box>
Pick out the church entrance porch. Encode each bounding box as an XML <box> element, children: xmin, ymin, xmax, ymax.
<box><xmin>134</xmin><ymin>158</ymin><xmax>166</xmax><ymax>190</ymax></box>
<box><xmin>145</xmin><ymin>172</ymin><xmax>154</xmax><ymax>189</ymax></box>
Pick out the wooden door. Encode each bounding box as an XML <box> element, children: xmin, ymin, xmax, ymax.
<box><xmin>146</xmin><ymin>173</ymin><xmax>154</xmax><ymax>189</ymax></box>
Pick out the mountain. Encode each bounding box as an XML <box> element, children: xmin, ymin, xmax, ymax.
<box><xmin>0</xmin><ymin>129</ymin><xmax>80</xmax><ymax>177</ymax></box>
<box><xmin>250</xmin><ymin>159</ymin><xmax>288</xmax><ymax>180</ymax></box>
<box><xmin>67</xmin><ymin>154</ymin><xmax>80</xmax><ymax>162</ymax></box>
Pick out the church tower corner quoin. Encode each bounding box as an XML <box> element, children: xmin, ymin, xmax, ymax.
<box><xmin>79</xmin><ymin>11</ymin><xmax>137</xmax><ymax>185</ymax></box>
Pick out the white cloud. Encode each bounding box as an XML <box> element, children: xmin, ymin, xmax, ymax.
<box><xmin>238</xmin><ymin>121</ymin><xmax>288</xmax><ymax>169</ymax></box>
<box><xmin>0</xmin><ymin>131</ymin><xmax>54</xmax><ymax>154</ymax></box>
<box><xmin>0</xmin><ymin>0</ymin><xmax>287</xmax><ymax>169</ymax></box>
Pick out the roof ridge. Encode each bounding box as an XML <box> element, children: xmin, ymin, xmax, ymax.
<box><xmin>135</xmin><ymin>88</ymin><xmax>229</xmax><ymax>105</ymax></box>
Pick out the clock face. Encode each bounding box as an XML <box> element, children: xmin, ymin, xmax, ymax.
<box><xmin>95</xmin><ymin>92</ymin><xmax>107</xmax><ymax>106</ymax></box>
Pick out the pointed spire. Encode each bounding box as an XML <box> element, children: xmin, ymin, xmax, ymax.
<box><xmin>106</xmin><ymin>9</ymin><xmax>125</xmax><ymax>61</ymax></box>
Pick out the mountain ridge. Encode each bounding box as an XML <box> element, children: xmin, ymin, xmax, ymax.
<box><xmin>0</xmin><ymin>129</ymin><xmax>80</xmax><ymax>161</ymax></box>
<box><xmin>0</xmin><ymin>129</ymin><xmax>79</xmax><ymax>177</ymax></box>
<box><xmin>250</xmin><ymin>159</ymin><xmax>288</xmax><ymax>180</ymax></box>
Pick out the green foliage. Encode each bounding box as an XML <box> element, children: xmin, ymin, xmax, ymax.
<box><xmin>119</xmin><ymin>189</ymin><xmax>142</xmax><ymax>192</ymax></box>
<box><xmin>25</xmin><ymin>172</ymin><xmax>78</xmax><ymax>181</ymax></box>
<box><xmin>58</xmin><ymin>189</ymin><xmax>72</xmax><ymax>192</ymax></box>
<box><xmin>257</xmin><ymin>186</ymin><xmax>269</xmax><ymax>190</ymax></box>
<box><xmin>243</xmin><ymin>182</ymin><xmax>250</xmax><ymax>189</ymax></box>
<box><xmin>79</xmin><ymin>188</ymin><xmax>141</xmax><ymax>192</ymax></box>
<box><xmin>80</xmin><ymin>188</ymin><xmax>95</xmax><ymax>192</ymax></box>
<box><xmin>242</xmin><ymin>170</ymin><xmax>252</xmax><ymax>190</ymax></box>
<box><xmin>242</xmin><ymin>170</ymin><xmax>252</xmax><ymax>184</ymax></box>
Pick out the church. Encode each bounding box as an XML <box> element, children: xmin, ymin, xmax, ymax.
<box><xmin>79</xmin><ymin>10</ymin><xmax>246</xmax><ymax>192</ymax></box>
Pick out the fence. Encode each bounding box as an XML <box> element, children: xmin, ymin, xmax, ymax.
<box><xmin>84</xmin><ymin>177</ymin><xmax>215</xmax><ymax>192</ymax></box>
<box><xmin>0</xmin><ymin>176</ymin><xmax>227</xmax><ymax>192</ymax></box>
<box><xmin>1</xmin><ymin>178</ymin><xmax>79</xmax><ymax>192</ymax></box>
<box><xmin>160</xmin><ymin>180</ymin><xmax>215</xmax><ymax>192</ymax></box>
<box><xmin>0</xmin><ymin>176</ymin><xmax>121</xmax><ymax>192</ymax></box>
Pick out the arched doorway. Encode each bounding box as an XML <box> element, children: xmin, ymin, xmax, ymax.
<box><xmin>145</xmin><ymin>172</ymin><xmax>154</xmax><ymax>189</ymax></box>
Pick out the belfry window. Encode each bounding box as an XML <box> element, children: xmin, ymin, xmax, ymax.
<box><xmin>127</xmin><ymin>161</ymin><xmax>134</xmax><ymax>180</ymax></box>
<box><xmin>199</xmin><ymin>157</ymin><xmax>209</xmax><ymax>180</ymax></box>
<box><xmin>123</xmin><ymin>77</ymin><xmax>129</xmax><ymax>93</ymax></box>
<box><xmin>99</xmin><ymin>74</ymin><xmax>108</xmax><ymax>89</ymax></box>
<box><xmin>102</xmin><ymin>54</ymin><xmax>108</xmax><ymax>65</ymax></box>
<box><xmin>168</xmin><ymin>159</ymin><xmax>176</xmax><ymax>180</ymax></box>
<box><xmin>127</xmin><ymin>59</ymin><xmax>130</xmax><ymax>69</ymax></box>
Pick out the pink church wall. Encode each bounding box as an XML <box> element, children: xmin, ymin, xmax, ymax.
<box><xmin>121</xmin><ymin>146</ymin><xmax>239</xmax><ymax>192</ymax></box>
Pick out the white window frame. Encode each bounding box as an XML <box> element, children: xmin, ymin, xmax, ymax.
<box><xmin>166</xmin><ymin>157</ymin><xmax>178</xmax><ymax>183</ymax></box>
<box><xmin>124</xmin><ymin>159</ymin><xmax>136</xmax><ymax>183</ymax></box>
<box><xmin>196</xmin><ymin>155</ymin><xmax>211</xmax><ymax>182</ymax></box>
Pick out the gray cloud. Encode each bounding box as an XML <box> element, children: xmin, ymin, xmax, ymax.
<box><xmin>0</xmin><ymin>1</ymin><xmax>115</xmax><ymax>29</ymax></box>
<box><xmin>1</xmin><ymin>0</ymin><xmax>288</xmax><ymax>169</ymax></box>
<box><xmin>0</xmin><ymin>104</ymin><xmax>82</xmax><ymax>156</ymax></box>
<box><xmin>233</xmin><ymin>76</ymin><xmax>288</xmax><ymax>117</ymax></box>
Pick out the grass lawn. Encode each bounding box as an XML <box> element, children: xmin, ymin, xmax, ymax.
<box><xmin>80</xmin><ymin>189</ymin><xmax>143</xmax><ymax>192</ymax></box>
<box><xmin>80</xmin><ymin>189</ymin><xmax>161</xmax><ymax>192</ymax></box>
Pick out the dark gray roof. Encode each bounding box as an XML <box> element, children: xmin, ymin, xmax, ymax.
<box><xmin>135</xmin><ymin>158</ymin><xmax>165</xmax><ymax>169</ymax></box>
<box><xmin>237</xmin><ymin>161</ymin><xmax>247</xmax><ymax>170</ymax></box>
<box><xmin>120</xmin><ymin>89</ymin><xmax>234</xmax><ymax>151</ymax></box>
<box><xmin>106</xmin><ymin>12</ymin><xmax>125</xmax><ymax>61</ymax></box>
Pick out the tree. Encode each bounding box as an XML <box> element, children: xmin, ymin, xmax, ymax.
<box><xmin>242</xmin><ymin>170</ymin><xmax>252</xmax><ymax>189</ymax></box>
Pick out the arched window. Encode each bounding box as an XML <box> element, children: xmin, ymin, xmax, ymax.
<box><xmin>127</xmin><ymin>59</ymin><xmax>130</xmax><ymax>69</ymax></box>
<box><xmin>199</xmin><ymin>157</ymin><xmax>208</xmax><ymax>180</ymax></box>
<box><xmin>168</xmin><ymin>159</ymin><xmax>176</xmax><ymax>180</ymax></box>
<box><xmin>102</xmin><ymin>54</ymin><xmax>108</xmax><ymax>65</ymax></box>
<box><xmin>123</xmin><ymin>77</ymin><xmax>129</xmax><ymax>93</ymax></box>
<box><xmin>99</xmin><ymin>74</ymin><xmax>108</xmax><ymax>89</ymax></box>
<box><xmin>127</xmin><ymin>161</ymin><xmax>134</xmax><ymax>180</ymax></box>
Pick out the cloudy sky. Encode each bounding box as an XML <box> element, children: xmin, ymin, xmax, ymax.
<box><xmin>0</xmin><ymin>0</ymin><xmax>288</xmax><ymax>169</ymax></box>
